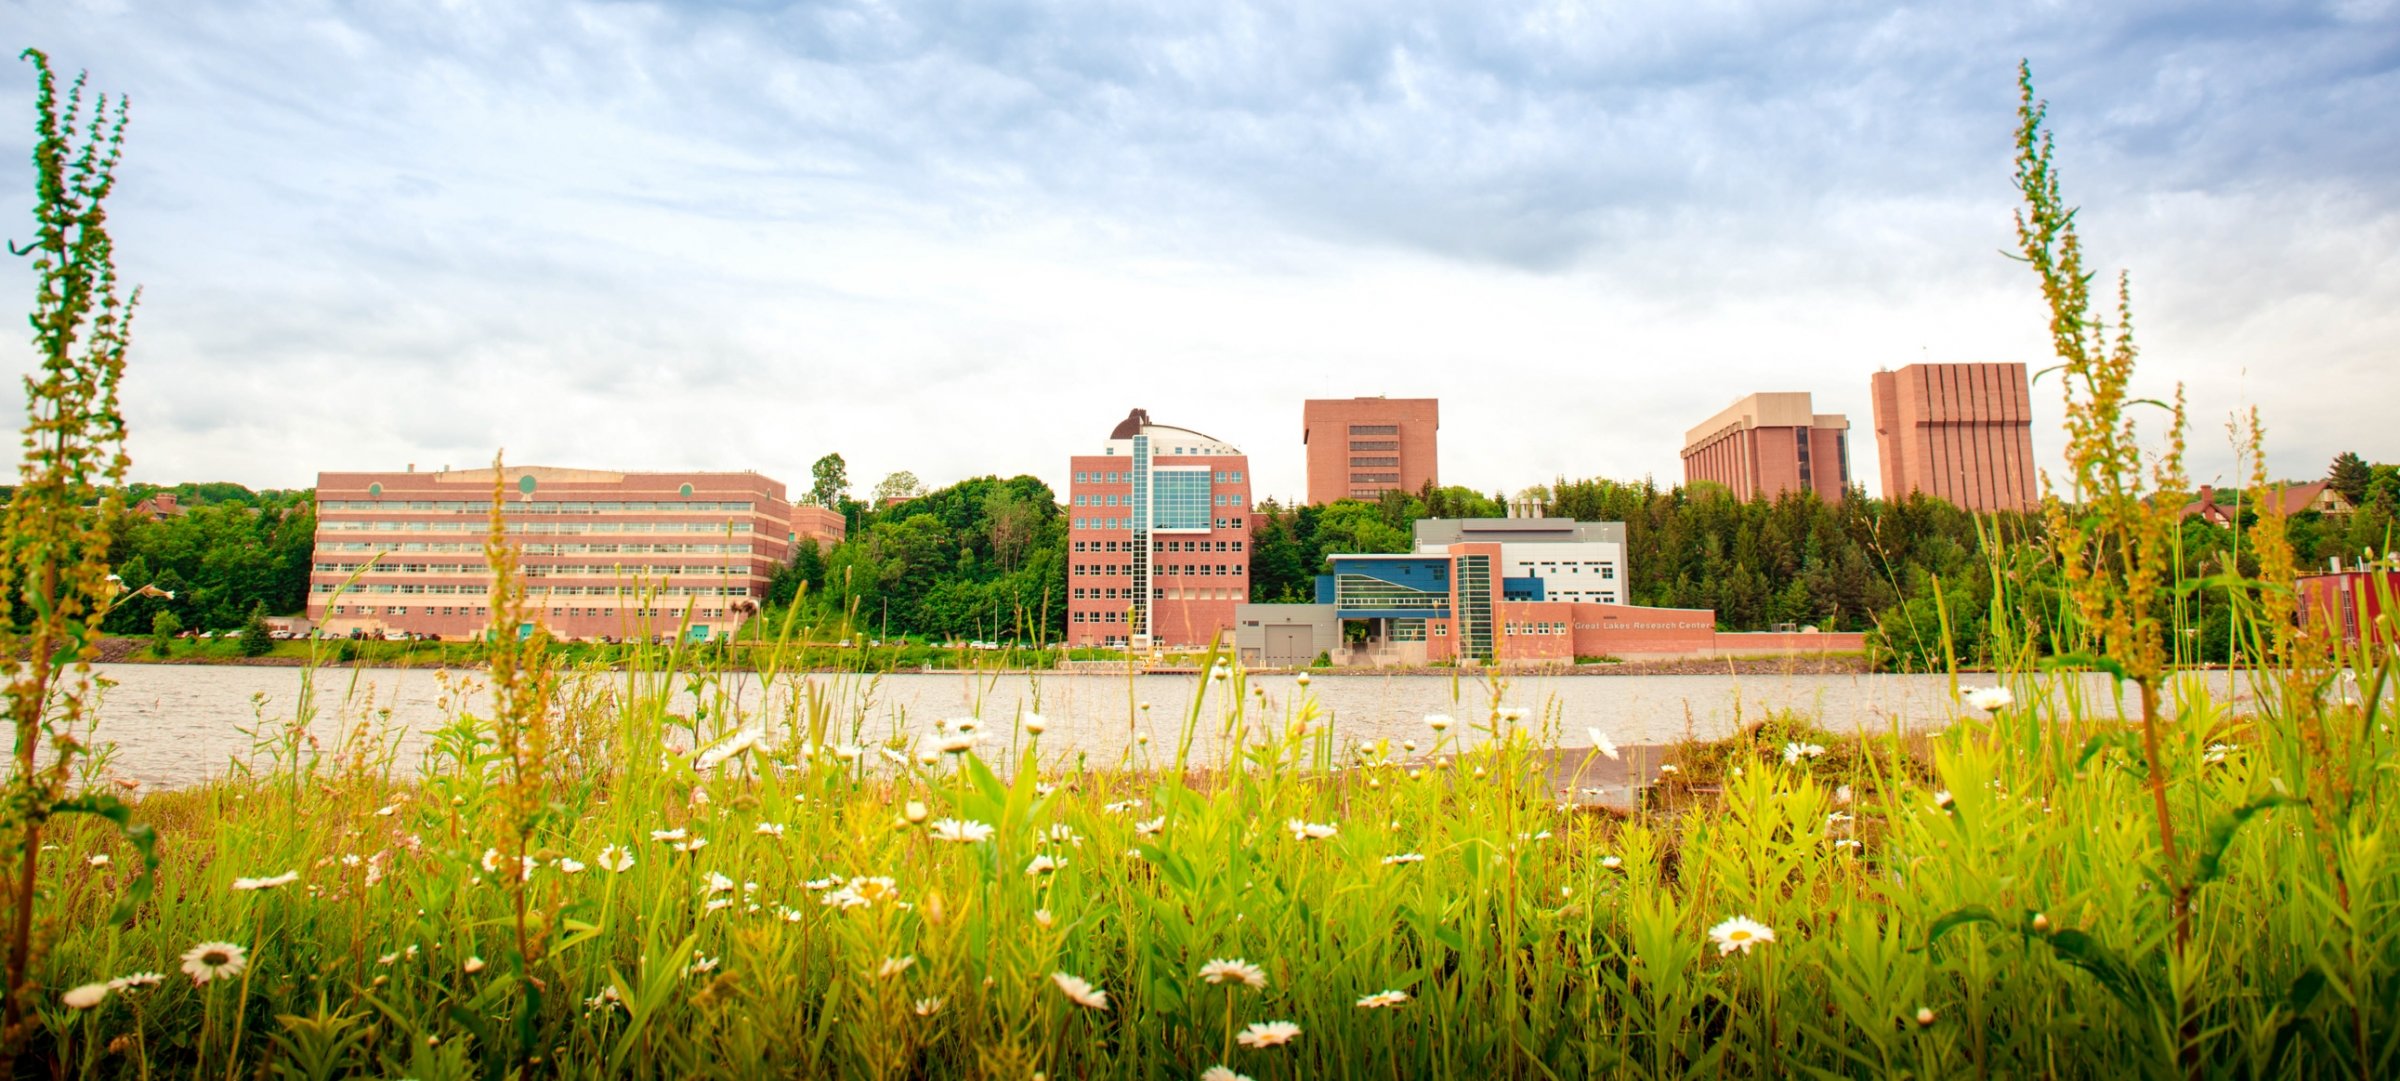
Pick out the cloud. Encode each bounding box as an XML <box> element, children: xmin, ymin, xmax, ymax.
<box><xmin>0</xmin><ymin>0</ymin><xmax>2394</xmax><ymax>501</ymax></box>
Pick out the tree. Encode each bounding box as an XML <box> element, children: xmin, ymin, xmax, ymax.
<box><xmin>873</xmin><ymin>471</ymin><xmax>924</xmax><ymax>506</ymax></box>
<box><xmin>2329</xmin><ymin>451</ymin><xmax>2372</xmax><ymax>508</ymax></box>
<box><xmin>810</xmin><ymin>453</ymin><xmax>849</xmax><ymax>507</ymax></box>
<box><xmin>238</xmin><ymin>603</ymin><xmax>273</xmax><ymax>657</ymax></box>
<box><xmin>148</xmin><ymin>609</ymin><xmax>179</xmax><ymax>657</ymax></box>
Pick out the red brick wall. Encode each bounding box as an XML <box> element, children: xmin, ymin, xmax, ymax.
<box><xmin>1303</xmin><ymin>398</ymin><xmax>1438</xmax><ymax>505</ymax></box>
<box><xmin>1066</xmin><ymin>450</ymin><xmax>1251</xmax><ymax>649</ymax></box>
<box><xmin>1570</xmin><ymin>603</ymin><xmax>1717</xmax><ymax>656</ymax></box>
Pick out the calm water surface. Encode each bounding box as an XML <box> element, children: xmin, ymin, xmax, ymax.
<box><xmin>76</xmin><ymin>663</ymin><xmax>2244</xmax><ymax>789</ymax></box>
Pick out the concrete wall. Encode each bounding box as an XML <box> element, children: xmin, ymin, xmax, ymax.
<box><xmin>1871</xmin><ymin>363</ymin><xmax>2037</xmax><ymax>511</ymax></box>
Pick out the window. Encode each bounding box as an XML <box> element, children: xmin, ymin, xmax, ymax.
<box><xmin>1350</xmin><ymin>424</ymin><xmax>1397</xmax><ymax>435</ymax></box>
<box><xmin>1351</xmin><ymin>473</ymin><xmax>1399</xmax><ymax>484</ymax></box>
<box><xmin>1350</xmin><ymin>457</ymin><xmax>1398</xmax><ymax>467</ymax></box>
<box><xmin>1350</xmin><ymin>440</ymin><xmax>1397</xmax><ymax>451</ymax></box>
<box><xmin>1075</xmin><ymin>471</ymin><xmax>1087</xmax><ymax>483</ymax></box>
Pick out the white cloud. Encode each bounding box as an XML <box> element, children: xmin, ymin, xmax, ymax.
<box><xmin>0</xmin><ymin>0</ymin><xmax>2393</xmax><ymax>502</ymax></box>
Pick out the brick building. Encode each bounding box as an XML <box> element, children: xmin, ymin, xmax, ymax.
<box><xmin>1870</xmin><ymin>362</ymin><xmax>2038</xmax><ymax>511</ymax></box>
<box><xmin>309</xmin><ymin>465</ymin><xmax>841</xmax><ymax>642</ymax></box>
<box><xmin>1681</xmin><ymin>393</ymin><xmax>1851</xmax><ymax>503</ymax></box>
<box><xmin>1067</xmin><ymin>409</ymin><xmax>1253</xmax><ymax>649</ymax></box>
<box><xmin>1303</xmin><ymin>397</ymin><xmax>1438</xmax><ymax>504</ymax></box>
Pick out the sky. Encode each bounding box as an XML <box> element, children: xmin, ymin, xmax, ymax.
<box><xmin>3</xmin><ymin>0</ymin><xmax>2396</xmax><ymax>506</ymax></box>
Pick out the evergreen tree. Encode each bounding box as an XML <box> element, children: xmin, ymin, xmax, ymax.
<box><xmin>2329</xmin><ymin>451</ymin><xmax>2372</xmax><ymax>507</ymax></box>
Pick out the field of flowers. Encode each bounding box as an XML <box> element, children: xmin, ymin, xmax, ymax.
<box><xmin>15</xmin><ymin>643</ymin><xmax>2398</xmax><ymax>1079</ymax></box>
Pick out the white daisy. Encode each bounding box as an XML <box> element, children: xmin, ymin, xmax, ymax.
<box><xmin>597</xmin><ymin>845</ymin><xmax>635</xmax><ymax>873</ymax></box>
<box><xmin>1965</xmin><ymin>686</ymin><xmax>2014</xmax><ymax>713</ymax></box>
<box><xmin>1356</xmin><ymin>989</ymin><xmax>1409</xmax><ymax>1008</ymax></box>
<box><xmin>1381</xmin><ymin>852</ymin><xmax>1425</xmax><ymax>866</ymax></box>
<box><xmin>1025</xmin><ymin>854</ymin><xmax>1066</xmax><ymax>875</ymax></box>
<box><xmin>876</xmin><ymin>955</ymin><xmax>916</xmax><ymax>980</ymax></box>
<box><xmin>930</xmin><ymin>819</ymin><xmax>996</xmax><ymax>844</ymax></box>
<box><xmin>1707</xmin><ymin>916</ymin><xmax>1776</xmax><ymax>956</ymax></box>
<box><xmin>61</xmin><ymin>983</ymin><xmax>109</xmax><ymax>1010</ymax></box>
<box><xmin>1425</xmin><ymin>714</ymin><xmax>1454</xmax><ymax>732</ymax></box>
<box><xmin>1201</xmin><ymin>1068</ymin><xmax>1254</xmax><ymax>1081</ymax></box>
<box><xmin>231</xmin><ymin>870</ymin><xmax>299</xmax><ymax>892</ymax></box>
<box><xmin>1236</xmin><ymin>1020</ymin><xmax>1302</xmax><ymax>1049</ymax></box>
<box><xmin>1051</xmin><ymin>971</ymin><xmax>1109</xmax><ymax>1011</ymax></box>
<box><xmin>1197</xmin><ymin>958</ymin><xmax>1266</xmax><ymax>990</ymax></box>
<box><xmin>1587</xmin><ymin>728</ymin><xmax>1619</xmax><ymax>759</ymax></box>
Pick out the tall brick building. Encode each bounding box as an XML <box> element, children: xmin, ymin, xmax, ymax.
<box><xmin>310</xmin><ymin>465</ymin><xmax>840</xmax><ymax>642</ymax></box>
<box><xmin>1870</xmin><ymin>362</ymin><xmax>2038</xmax><ymax>511</ymax></box>
<box><xmin>1681</xmin><ymin>392</ymin><xmax>1851</xmax><ymax>503</ymax></box>
<box><xmin>1067</xmin><ymin>409</ymin><xmax>1253</xmax><ymax>649</ymax></box>
<box><xmin>1303</xmin><ymin>397</ymin><xmax>1438</xmax><ymax>504</ymax></box>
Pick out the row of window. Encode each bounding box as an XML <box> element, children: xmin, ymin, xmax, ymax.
<box><xmin>1350</xmin><ymin>473</ymin><xmax>1399</xmax><ymax>484</ymax></box>
<box><xmin>1505</xmin><ymin>621</ymin><xmax>1570</xmax><ymax>636</ymax></box>
<box><xmin>1071</xmin><ymin>563</ymin><xmax>1245</xmax><ymax>578</ymax></box>
<box><xmin>313</xmin><ymin>562</ymin><xmax>748</xmax><ymax>577</ymax></box>
<box><xmin>315</xmin><ymin>583</ymin><xmax>752</xmax><ymax>597</ymax></box>
<box><xmin>1350</xmin><ymin>440</ymin><xmax>1397</xmax><ymax>451</ymax></box>
<box><xmin>327</xmin><ymin>604</ymin><xmax>732</xmax><ymax>619</ymax></box>
<box><xmin>1072</xmin><ymin>517</ymin><xmax>1247</xmax><ymax>531</ymax></box>
<box><xmin>1349</xmin><ymin>424</ymin><xmax>1398</xmax><ymax>435</ymax></box>
<box><xmin>315</xmin><ymin>541</ymin><xmax>754</xmax><ymax>555</ymax></box>
<box><xmin>1351</xmin><ymin>456</ymin><xmax>1398</xmax><ymax>467</ymax></box>
<box><xmin>1072</xmin><ymin>469</ymin><xmax>1249</xmax><ymax>485</ymax></box>
<box><xmin>321</xmin><ymin>520</ymin><xmax>755</xmax><ymax>535</ymax></box>
<box><xmin>321</xmin><ymin>500</ymin><xmax>756</xmax><ymax>513</ymax></box>
<box><xmin>1072</xmin><ymin>539</ymin><xmax>1244</xmax><ymax>554</ymax></box>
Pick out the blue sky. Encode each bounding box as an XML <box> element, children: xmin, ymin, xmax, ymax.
<box><xmin>5</xmin><ymin>0</ymin><xmax>2396</xmax><ymax>503</ymax></box>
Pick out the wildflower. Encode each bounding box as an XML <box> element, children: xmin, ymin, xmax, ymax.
<box><xmin>86</xmin><ymin>854</ymin><xmax>109</xmax><ymax>868</ymax></box>
<box><xmin>1587</xmin><ymin>728</ymin><xmax>1619</xmax><ymax>759</ymax></box>
<box><xmin>1834</xmin><ymin>784</ymin><xmax>1853</xmax><ymax>804</ymax></box>
<box><xmin>706</xmin><ymin>872</ymin><xmax>736</xmax><ymax>894</ymax></box>
<box><xmin>586</xmin><ymin>985</ymin><xmax>624</xmax><ymax>1012</ymax></box>
<box><xmin>1658</xmin><ymin>764</ymin><xmax>1679</xmax><ymax>775</ymax></box>
<box><xmin>1833</xmin><ymin>838</ymin><xmax>1863</xmax><ymax>850</ymax></box>
<box><xmin>688</xmin><ymin>957</ymin><xmax>719</xmax><ymax>976</ymax></box>
<box><xmin>1356</xmin><ymin>990</ymin><xmax>1409</xmax><ymax>1008</ymax></box>
<box><xmin>1707</xmin><ymin>916</ymin><xmax>1776</xmax><ymax>956</ymax></box>
<box><xmin>1782</xmin><ymin>742</ymin><xmax>1825</xmax><ymax>764</ymax></box>
<box><xmin>1600</xmin><ymin>855</ymin><xmax>1623</xmax><ymax>870</ymax></box>
<box><xmin>1022</xmin><ymin>711</ymin><xmax>1047</xmax><ymax>734</ymax></box>
<box><xmin>1295</xmin><ymin>671</ymin><xmax>1311</xmax><ymax>686</ymax></box>
<box><xmin>1381</xmin><ymin>852</ymin><xmax>1425</xmax><ymax>866</ymax></box>
<box><xmin>374</xmin><ymin>803</ymin><xmax>399</xmax><ymax>817</ymax></box>
<box><xmin>903</xmin><ymin>801</ymin><xmax>930</xmax><ymax>824</ymax></box>
<box><xmin>462</xmin><ymin>956</ymin><xmax>486</xmax><ymax>974</ymax></box>
<box><xmin>1914</xmin><ymin>1006</ymin><xmax>1937</xmax><ymax>1027</ymax></box>
<box><xmin>378</xmin><ymin>952</ymin><xmax>400</xmax><ymax>965</ymax></box>
<box><xmin>232</xmin><ymin>870</ymin><xmax>299</xmax><ymax>891</ymax></box>
<box><xmin>2031</xmin><ymin>912</ymin><xmax>2052</xmax><ymax>933</ymax></box>
<box><xmin>1425</xmin><ymin>714</ymin><xmax>1454</xmax><ymax>732</ymax></box>
<box><xmin>876</xmin><ymin>955</ymin><xmax>916</xmax><ymax>980</ymax></box>
<box><xmin>1965</xmin><ymin>686</ymin><xmax>2014</xmax><ymax>713</ymax></box>
<box><xmin>930</xmin><ymin>819</ymin><xmax>996</xmax><ymax>844</ymax></box>
<box><xmin>1933</xmin><ymin>790</ymin><xmax>1955</xmax><ymax>810</ymax></box>
<box><xmin>1210</xmin><ymin>665</ymin><xmax>1228</xmax><ymax>682</ymax></box>
<box><xmin>1103</xmin><ymin>799</ymin><xmax>1144</xmax><ymax>815</ymax></box>
<box><xmin>821</xmin><ymin>888</ymin><xmax>869</xmax><ymax>910</ymax></box>
<box><xmin>804</xmin><ymin>876</ymin><xmax>842</xmax><ymax>891</ymax></box>
<box><xmin>1198</xmin><ymin>958</ymin><xmax>1267</xmax><ymax>990</ymax></box>
<box><xmin>833</xmin><ymin>743</ymin><xmax>863</xmax><ymax>762</ymax></box>
<box><xmin>672</xmin><ymin>836</ymin><xmax>708</xmax><ymax>854</ymax></box>
<box><xmin>182</xmin><ymin>942</ymin><xmax>248</xmax><ymax>985</ymax></box>
<box><xmin>1051</xmin><ymin>971</ymin><xmax>1109</xmax><ymax>1011</ymax></box>
<box><xmin>756</xmin><ymin>821</ymin><xmax>786</xmax><ymax>837</ymax></box>
<box><xmin>1827</xmin><ymin>811</ymin><xmax>1855</xmax><ymax>824</ymax></box>
<box><xmin>2204</xmin><ymin>743</ymin><xmax>2235</xmax><ymax>764</ymax></box>
<box><xmin>1201</xmin><ymin>1068</ymin><xmax>1255</xmax><ymax>1081</ymax></box>
<box><xmin>480</xmin><ymin>848</ymin><xmax>502</xmax><ymax>873</ymax></box>
<box><xmin>695</xmin><ymin>729</ymin><xmax>761</xmax><ymax>771</ymax></box>
<box><xmin>1134</xmin><ymin>816</ymin><xmax>1166</xmax><ymax>837</ymax></box>
<box><xmin>556</xmin><ymin>857</ymin><xmax>586</xmax><ymax>875</ymax></box>
<box><xmin>703</xmin><ymin>897</ymin><xmax>734</xmax><ymax>914</ymax></box>
<box><xmin>650</xmin><ymin>829</ymin><xmax>688</xmax><ymax>844</ymax></box>
<box><xmin>1045</xmin><ymin>824</ymin><xmax>1084</xmax><ymax>847</ymax></box>
<box><xmin>598</xmin><ymin>845</ymin><xmax>635</xmax><ymax>873</ymax></box>
<box><xmin>1026</xmin><ymin>854</ymin><xmax>1066</xmax><ymax>876</ymax></box>
<box><xmin>1497</xmin><ymin>706</ymin><xmax>1530</xmax><ymax>723</ymax></box>
<box><xmin>938</xmin><ymin>733</ymin><xmax>980</xmax><ymax>755</ymax></box>
<box><xmin>62</xmin><ymin>983</ymin><xmax>109</xmax><ymax>1010</ymax></box>
<box><xmin>913</xmin><ymin>996</ymin><xmax>945</xmax><ymax>1017</ymax></box>
<box><xmin>108</xmin><ymin>972</ymin><xmax>164</xmax><ymax>993</ymax></box>
<box><xmin>1236</xmin><ymin>1020</ymin><xmax>1302</xmax><ymax>1049</ymax></box>
<box><xmin>915</xmin><ymin>747</ymin><xmax>941</xmax><ymax>766</ymax></box>
<box><xmin>1285</xmin><ymin>818</ymin><xmax>1337</xmax><ymax>841</ymax></box>
<box><xmin>776</xmin><ymin>906</ymin><xmax>804</xmax><ymax>923</ymax></box>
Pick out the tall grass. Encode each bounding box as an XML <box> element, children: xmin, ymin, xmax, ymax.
<box><xmin>13</xmin><ymin>61</ymin><xmax>2400</xmax><ymax>1081</ymax></box>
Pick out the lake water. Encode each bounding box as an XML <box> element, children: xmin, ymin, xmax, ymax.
<box><xmin>63</xmin><ymin>662</ymin><xmax>2257</xmax><ymax>790</ymax></box>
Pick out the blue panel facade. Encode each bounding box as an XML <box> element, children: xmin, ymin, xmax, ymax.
<box><xmin>1324</xmin><ymin>556</ymin><xmax>1454</xmax><ymax>620</ymax></box>
<box><xmin>1502</xmin><ymin>576</ymin><xmax>1545</xmax><ymax>601</ymax></box>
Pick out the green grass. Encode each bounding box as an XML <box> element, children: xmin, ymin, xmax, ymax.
<box><xmin>21</xmin><ymin>640</ymin><xmax>2400</xmax><ymax>1078</ymax></box>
